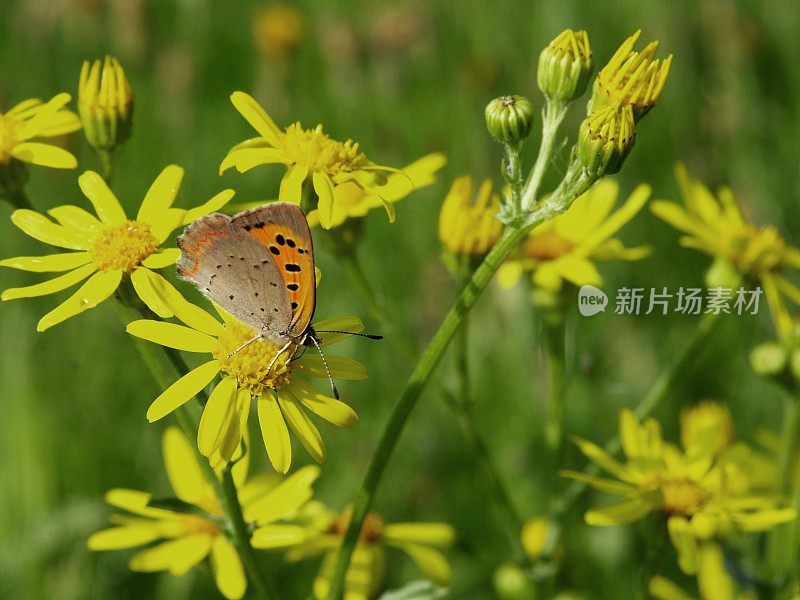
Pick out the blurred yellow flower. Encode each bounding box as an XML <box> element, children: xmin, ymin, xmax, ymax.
<box><xmin>587</xmin><ymin>29</ymin><xmax>672</xmax><ymax>120</ymax></box>
<box><xmin>287</xmin><ymin>504</ymin><xmax>455</xmax><ymax>600</ymax></box>
<box><xmin>520</xmin><ymin>515</ymin><xmax>559</xmax><ymax>561</ymax></box>
<box><xmin>680</xmin><ymin>400</ymin><xmax>735</xmax><ymax>457</ymax></box>
<box><xmin>652</xmin><ymin>164</ymin><xmax>800</xmax><ymax>337</ymax></box>
<box><xmin>88</xmin><ymin>427</ymin><xmax>319</xmax><ymax>600</ymax></box>
<box><xmin>220</xmin><ymin>91</ymin><xmax>413</xmax><ymax>228</ymax></box>
<box><xmin>78</xmin><ymin>56</ymin><xmax>134</xmax><ymax>152</ymax></box>
<box><xmin>0</xmin><ymin>92</ymin><xmax>80</xmax><ymax>170</ymax></box>
<box><xmin>497</xmin><ymin>179</ymin><xmax>651</xmax><ymax>292</ymax></box>
<box><xmin>438</xmin><ymin>175</ymin><xmax>503</xmax><ymax>257</ymax></box>
<box><xmin>562</xmin><ymin>409</ymin><xmax>794</xmax><ymax>574</ymax></box>
<box><xmin>127</xmin><ymin>299</ymin><xmax>365</xmax><ymax>473</ymax></box>
<box><xmin>252</xmin><ymin>3</ymin><xmax>306</xmax><ymax>59</ymax></box>
<box><xmin>0</xmin><ymin>166</ymin><xmax>233</xmax><ymax>331</ymax></box>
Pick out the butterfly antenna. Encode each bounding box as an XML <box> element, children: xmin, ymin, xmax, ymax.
<box><xmin>314</xmin><ymin>330</ymin><xmax>383</xmax><ymax>340</ymax></box>
<box><xmin>227</xmin><ymin>334</ymin><xmax>262</xmax><ymax>359</ymax></box>
<box><xmin>307</xmin><ymin>335</ymin><xmax>339</xmax><ymax>399</ymax></box>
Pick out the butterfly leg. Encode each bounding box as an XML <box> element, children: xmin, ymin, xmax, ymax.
<box><xmin>266</xmin><ymin>339</ymin><xmax>295</xmax><ymax>376</ymax></box>
<box><xmin>227</xmin><ymin>334</ymin><xmax>263</xmax><ymax>359</ymax></box>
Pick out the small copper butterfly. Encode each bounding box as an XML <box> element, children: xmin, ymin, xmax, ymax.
<box><xmin>175</xmin><ymin>202</ymin><xmax>379</xmax><ymax>398</ymax></box>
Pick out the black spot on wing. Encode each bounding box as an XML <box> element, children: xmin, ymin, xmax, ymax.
<box><xmin>270</xmin><ymin>246</ymin><xmax>280</xmax><ymax>255</ymax></box>
<box><xmin>276</xmin><ymin>234</ymin><xmax>285</xmax><ymax>245</ymax></box>
<box><xmin>285</xmin><ymin>263</ymin><xmax>301</xmax><ymax>272</ymax></box>
<box><xmin>291</xmin><ymin>301</ymin><xmax>298</xmax><ymax>310</ymax></box>
<box><xmin>286</xmin><ymin>238</ymin><xmax>296</xmax><ymax>248</ymax></box>
<box><xmin>287</xmin><ymin>283</ymin><xmax>299</xmax><ymax>291</ymax></box>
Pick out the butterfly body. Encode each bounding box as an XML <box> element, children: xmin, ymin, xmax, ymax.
<box><xmin>176</xmin><ymin>202</ymin><xmax>317</xmax><ymax>349</ymax></box>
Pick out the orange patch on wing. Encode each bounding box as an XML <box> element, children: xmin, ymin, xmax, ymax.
<box><xmin>178</xmin><ymin>229</ymin><xmax>229</xmax><ymax>277</ymax></box>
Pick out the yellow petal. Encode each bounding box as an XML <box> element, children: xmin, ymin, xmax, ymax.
<box><xmin>129</xmin><ymin>267</ymin><xmax>173</xmax><ymax>318</ymax></box>
<box><xmin>183</xmin><ymin>189</ymin><xmax>236</xmax><ymax>224</ymax></box>
<box><xmin>36</xmin><ymin>268</ymin><xmax>121</xmax><ymax>331</ymax></box>
<box><xmin>47</xmin><ymin>205</ymin><xmax>103</xmax><ymax>235</ymax></box>
<box><xmin>147</xmin><ymin>360</ymin><xmax>220</xmax><ymax>422</ymax></box>
<box><xmin>558</xmin><ymin>470</ymin><xmax>638</xmax><ymax>497</ymax></box>
<box><xmin>313</xmin><ymin>316</ymin><xmax>365</xmax><ymax>346</ymax></box>
<box><xmin>10</xmin><ymin>209</ymin><xmax>90</xmax><ymax>250</ymax></box>
<box><xmin>135</xmin><ymin>271</ymin><xmax>223</xmax><ymax>336</ymax></box>
<box><xmin>78</xmin><ymin>171</ymin><xmax>127</xmax><ymax>225</ymax></box>
<box><xmin>257</xmin><ymin>394</ymin><xmax>292</xmax><ymax>474</ymax></box>
<box><xmin>137</xmin><ymin>165</ymin><xmax>185</xmax><ymax>223</ymax></box>
<box><xmin>10</xmin><ymin>142</ymin><xmax>77</xmax><ymax>169</ymax></box>
<box><xmin>552</xmin><ymin>255</ymin><xmax>602</xmax><ymax>288</ymax></box>
<box><xmin>150</xmin><ymin>208</ymin><xmax>188</xmax><ymax>244</ymax></box>
<box><xmin>378</xmin><ymin>153</ymin><xmax>446</xmax><ymax>201</ymax></box>
<box><xmin>286</xmin><ymin>379</ymin><xmax>358</xmax><ymax>427</ymax></box>
<box><xmin>243</xmin><ymin>464</ymin><xmax>320</xmax><ymax>524</ymax></box>
<box><xmin>383</xmin><ymin>523</ymin><xmax>455</xmax><ymax>547</ymax></box>
<box><xmin>35</xmin><ymin>109</ymin><xmax>81</xmax><ymax>136</ymax></box>
<box><xmin>648</xmin><ymin>576</ymin><xmax>694</xmax><ymax>600</ymax></box>
<box><xmin>220</xmin><ymin>148</ymin><xmax>285</xmax><ymax>174</ymax></box>
<box><xmin>250</xmin><ymin>524</ymin><xmax>308</xmax><ymax>548</ymax></box>
<box><xmin>104</xmin><ymin>488</ymin><xmax>172</xmax><ymax>519</ymax></box>
<box><xmin>129</xmin><ymin>534</ymin><xmax>212</xmax><ymax>575</ymax></box>
<box><xmin>211</xmin><ymin>536</ymin><xmax>247</xmax><ymax>600</ymax></box>
<box><xmin>579</xmin><ymin>184</ymin><xmax>651</xmax><ymax>254</ymax></box>
<box><xmin>571</xmin><ymin>436</ymin><xmax>632</xmax><ymax>482</ymax></box>
<box><xmin>198</xmin><ymin>376</ymin><xmax>239</xmax><ymax>456</ymax></box>
<box><xmin>297</xmin><ymin>354</ymin><xmax>367</xmax><ymax>380</ymax></box>
<box><xmin>394</xmin><ymin>542</ymin><xmax>451</xmax><ymax>586</ymax></box>
<box><xmin>141</xmin><ymin>248</ymin><xmax>181</xmax><ymax>269</ymax></box>
<box><xmin>697</xmin><ymin>543</ymin><xmax>735</xmax><ymax>600</ymax></box>
<box><xmin>210</xmin><ymin>389</ymin><xmax>251</xmax><ymax>472</ymax></box>
<box><xmin>88</xmin><ymin>525</ymin><xmax>163</xmax><ymax>550</ymax></box>
<box><xmin>16</xmin><ymin>92</ymin><xmax>71</xmax><ymax>139</ymax></box>
<box><xmin>277</xmin><ymin>393</ymin><xmax>326</xmax><ymax>463</ymax></box>
<box><xmin>313</xmin><ymin>172</ymin><xmax>335</xmax><ymax>229</ymax></box>
<box><xmin>127</xmin><ymin>319</ymin><xmax>218</xmax><ymax>353</ymax></box>
<box><xmin>230</xmin><ymin>91</ymin><xmax>282</xmax><ymax>146</ymax></box>
<box><xmin>278</xmin><ymin>164</ymin><xmax>309</xmax><ymax>205</ymax></box>
<box><xmin>585</xmin><ymin>498</ymin><xmax>651</xmax><ymax>526</ymax></box>
<box><xmin>163</xmin><ymin>426</ymin><xmax>213</xmax><ymax>504</ymax></box>
<box><xmin>0</xmin><ymin>252</ymin><xmax>90</xmax><ymax>273</ymax></box>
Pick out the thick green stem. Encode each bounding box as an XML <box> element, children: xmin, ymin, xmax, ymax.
<box><xmin>544</xmin><ymin>318</ymin><xmax>567</xmax><ymax>456</ymax></box>
<box><xmin>521</xmin><ymin>100</ymin><xmax>567</xmax><ymax>211</ymax></box>
<box><xmin>220</xmin><ymin>466</ymin><xmax>279</xmax><ymax>600</ymax></box>
<box><xmin>97</xmin><ymin>149</ymin><xmax>115</xmax><ymax>184</ymax></box>
<box><xmin>552</xmin><ymin>311</ymin><xmax>721</xmax><ymax>515</ymax></box>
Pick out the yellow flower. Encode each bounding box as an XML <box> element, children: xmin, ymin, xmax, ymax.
<box><xmin>649</xmin><ymin>543</ymin><xmax>755</xmax><ymax>600</ymax></box>
<box><xmin>252</xmin><ymin>3</ymin><xmax>306</xmax><ymax>59</ymax></box>
<box><xmin>127</xmin><ymin>298</ymin><xmax>365</xmax><ymax>473</ymax></box>
<box><xmin>78</xmin><ymin>56</ymin><xmax>134</xmax><ymax>152</ymax></box>
<box><xmin>0</xmin><ymin>166</ymin><xmax>233</xmax><ymax>331</ymax></box>
<box><xmin>286</xmin><ymin>504</ymin><xmax>455</xmax><ymax>600</ymax></box>
<box><xmin>587</xmin><ymin>29</ymin><xmax>672</xmax><ymax>120</ymax></box>
<box><xmin>562</xmin><ymin>410</ymin><xmax>795</xmax><ymax>575</ymax></box>
<box><xmin>497</xmin><ymin>179</ymin><xmax>651</xmax><ymax>292</ymax></box>
<box><xmin>651</xmin><ymin>163</ymin><xmax>800</xmax><ymax>337</ymax></box>
<box><xmin>220</xmin><ymin>91</ymin><xmax>412</xmax><ymax>228</ymax></box>
<box><xmin>88</xmin><ymin>426</ymin><xmax>319</xmax><ymax>600</ymax></box>
<box><xmin>0</xmin><ymin>92</ymin><xmax>81</xmax><ymax>169</ymax></box>
<box><xmin>438</xmin><ymin>175</ymin><xmax>503</xmax><ymax>257</ymax></box>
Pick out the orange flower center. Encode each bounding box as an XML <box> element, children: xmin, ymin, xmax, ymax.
<box><xmin>643</xmin><ymin>474</ymin><xmax>708</xmax><ymax>516</ymax></box>
<box><xmin>522</xmin><ymin>231</ymin><xmax>577</xmax><ymax>261</ymax></box>
<box><xmin>328</xmin><ymin>510</ymin><xmax>384</xmax><ymax>544</ymax></box>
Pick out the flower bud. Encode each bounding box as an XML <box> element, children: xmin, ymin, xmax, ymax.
<box><xmin>587</xmin><ymin>30</ymin><xmax>672</xmax><ymax>121</ymax></box>
<box><xmin>485</xmin><ymin>95</ymin><xmax>534</xmax><ymax>146</ymax></box>
<box><xmin>577</xmin><ymin>104</ymin><xmax>635</xmax><ymax>177</ymax></box>
<box><xmin>537</xmin><ymin>30</ymin><xmax>593</xmax><ymax>102</ymax></box>
<box><xmin>79</xmin><ymin>56</ymin><xmax>134</xmax><ymax>153</ymax></box>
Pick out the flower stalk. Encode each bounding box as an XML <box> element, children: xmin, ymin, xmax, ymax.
<box><xmin>543</xmin><ymin>318</ymin><xmax>567</xmax><ymax>457</ymax></box>
<box><xmin>520</xmin><ymin>99</ymin><xmax>567</xmax><ymax>212</ymax></box>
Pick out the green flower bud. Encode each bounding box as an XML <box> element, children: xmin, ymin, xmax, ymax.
<box><xmin>485</xmin><ymin>95</ymin><xmax>535</xmax><ymax>146</ymax></box>
<box><xmin>493</xmin><ymin>562</ymin><xmax>535</xmax><ymax>600</ymax></box>
<box><xmin>0</xmin><ymin>157</ymin><xmax>29</xmax><ymax>201</ymax></box>
<box><xmin>749</xmin><ymin>342</ymin><xmax>788</xmax><ymax>377</ymax></box>
<box><xmin>577</xmin><ymin>104</ymin><xmax>635</xmax><ymax>177</ymax></box>
<box><xmin>79</xmin><ymin>56</ymin><xmax>134</xmax><ymax>153</ymax></box>
<box><xmin>537</xmin><ymin>29</ymin><xmax>593</xmax><ymax>102</ymax></box>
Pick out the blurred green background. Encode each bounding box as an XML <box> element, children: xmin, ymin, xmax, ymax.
<box><xmin>2</xmin><ymin>0</ymin><xmax>800</xmax><ymax>598</ymax></box>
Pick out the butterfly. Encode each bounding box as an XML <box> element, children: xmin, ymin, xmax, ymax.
<box><xmin>176</xmin><ymin>202</ymin><xmax>378</xmax><ymax>397</ymax></box>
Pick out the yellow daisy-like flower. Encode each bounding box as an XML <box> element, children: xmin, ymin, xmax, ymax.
<box><xmin>651</xmin><ymin>163</ymin><xmax>800</xmax><ymax>337</ymax></box>
<box><xmin>220</xmin><ymin>91</ymin><xmax>410</xmax><ymax>229</ymax></box>
<box><xmin>497</xmin><ymin>179</ymin><xmax>651</xmax><ymax>292</ymax></box>
<box><xmin>0</xmin><ymin>166</ymin><xmax>233</xmax><ymax>331</ymax></box>
<box><xmin>562</xmin><ymin>410</ymin><xmax>795</xmax><ymax>575</ymax></box>
<box><xmin>88</xmin><ymin>426</ymin><xmax>320</xmax><ymax>600</ymax></box>
<box><xmin>438</xmin><ymin>175</ymin><xmax>503</xmax><ymax>257</ymax></box>
<box><xmin>286</xmin><ymin>504</ymin><xmax>455</xmax><ymax>600</ymax></box>
<box><xmin>0</xmin><ymin>92</ymin><xmax>81</xmax><ymax>170</ymax></box>
<box><xmin>126</xmin><ymin>298</ymin><xmax>365</xmax><ymax>473</ymax></box>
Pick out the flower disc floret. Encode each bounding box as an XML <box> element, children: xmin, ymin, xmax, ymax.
<box><xmin>644</xmin><ymin>474</ymin><xmax>708</xmax><ymax>516</ymax></box>
<box><xmin>279</xmin><ymin>123</ymin><xmax>366</xmax><ymax>179</ymax></box>
<box><xmin>89</xmin><ymin>220</ymin><xmax>158</xmax><ymax>272</ymax></box>
<box><xmin>213</xmin><ymin>320</ymin><xmax>295</xmax><ymax>394</ymax></box>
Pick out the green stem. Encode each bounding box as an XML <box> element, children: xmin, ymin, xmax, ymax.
<box><xmin>505</xmin><ymin>143</ymin><xmax>524</xmax><ymax>212</ymax></box>
<box><xmin>544</xmin><ymin>318</ymin><xmax>567</xmax><ymax>456</ymax></box>
<box><xmin>113</xmin><ymin>278</ymin><xmax>276</xmax><ymax>600</ymax></box>
<box><xmin>97</xmin><ymin>149</ymin><xmax>114</xmax><ymax>184</ymax></box>
<box><xmin>520</xmin><ymin>99</ymin><xmax>567</xmax><ymax>211</ymax></box>
<box><xmin>552</xmin><ymin>311</ymin><xmax>721</xmax><ymax>515</ymax></box>
<box><xmin>220</xmin><ymin>466</ymin><xmax>279</xmax><ymax>600</ymax></box>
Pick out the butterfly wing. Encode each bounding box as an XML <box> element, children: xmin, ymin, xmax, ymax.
<box><xmin>231</xmin><ymin>202</ymin><xmax>316</xmax><ymax>338</ymax></box>
<box><xmin>176</xmin><ymin>212</ymin><xmax>293</xmax><ymax>338</ymax></box>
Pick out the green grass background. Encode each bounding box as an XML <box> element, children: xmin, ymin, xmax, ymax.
<box><xmin>1</xmin><ymin>1</ymin><xmax>799</xmax><ymax>598</ymax></box>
